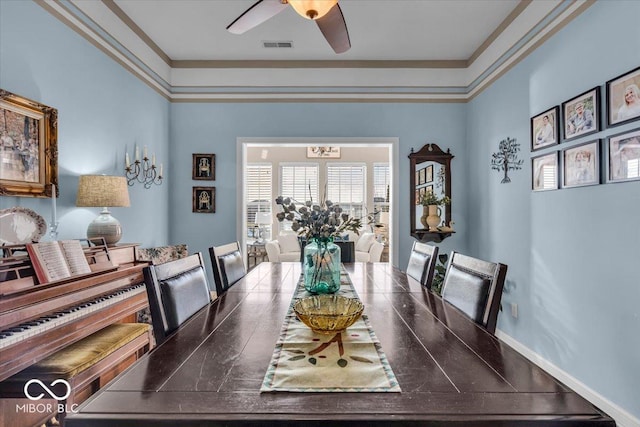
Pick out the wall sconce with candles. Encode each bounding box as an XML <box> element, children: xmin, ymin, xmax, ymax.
<box><xmin>125</xmin><ymin>145</ymin><xmax>163</xmax><ymax>188</ymax></box>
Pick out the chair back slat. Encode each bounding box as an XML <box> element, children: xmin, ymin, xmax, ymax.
<box><xmin>406</xmin><ymin>242</ymin><xmax>438</xmax><ymax>288</ymax></box>
<box><xmin>209</xmin><ymin>241</ymin><xmax>246</xmax><ymax>295</ymax></box>
<box><xmin>143</xmin><ymin>253</ymin><xmax>211</xmax><ymax>345</ymax></box>
<box><xmin>441</xmin><ymin>251</ymin><xmax>507</xmax><ymax>334</ymax></box>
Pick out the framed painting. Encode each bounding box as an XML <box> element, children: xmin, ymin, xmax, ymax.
<box><xmin>532</xmin><ymin>152</ymin><xmax>558</xmax><ymax>191</ymax></box>
<box><xmin>306</xmin><ymin>146</ymin><xmax>340</xmax><ymax>158</ymax></box>
<box><xmin>0</xmin><ymin>89</ymin><xmax>57</xmax><ymax>197</ymax></box>
<box><xmin>606</xmin><ymin>66</ymin><xmax>640</xmax><ymax>127</ymax></box>
<box><xmin>562</xmin><ymin>87</ymin><xmax>600</xmax><ymax>141</ymax></box>
<box><xmin>531</xmin><ymin>106</ymin><xmax>559</xmax><ymax>151</ymax></box>
<box><xmin>425</xmin><ymin>164</ymin><xmax>434</xmax><ymax>183</ymax></box>
<box><xmin>562</xmin><ymin>140</ymin><xmax>600</xmax><ymax>188</ymax></box>
<box><xmin>606</xmin><ymin>128</ymin><xmax>640</xmax><ymax>183</ymax></box>
<box><xmin>414</xmin><ymin>189</ymin><xmax>420</xmax><ymax>205</ymax></box>
<box><xmin>192</xmin><ymin>153</ymin><xmax>215</xmax><ymax>180</ymax></box>
<box><xmin>418</xmin><ymin>168</ymin><xmax>426</xmax><ymax>185</ymax></box>
<box><xmin>193</xmin><ymin>186</ymin><xmax>216</xmax><ymax>213</ymax></box>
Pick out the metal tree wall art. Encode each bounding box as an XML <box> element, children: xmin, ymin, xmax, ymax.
<box><xmin>491</xmin><ymin>136</ymin><xmax>523</xmax><ymax>183</ymax></box>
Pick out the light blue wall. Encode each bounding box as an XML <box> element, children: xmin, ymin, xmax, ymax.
<box><xmin>170</xmin><ymin>102</ymin><xmax>468</xmax><ymax>281</ymax></box>
<box><xmin>0</xmin><ymin>0</ymin><xmax>170</xmax><ymax>246</ymax></box>
<box><xmin>467</xmin><ymin>1</ymin><xmax>640</xmax><ymax>419</ymax></box>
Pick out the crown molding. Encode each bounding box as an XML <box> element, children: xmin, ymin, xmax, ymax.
<box><xmin>37</xmin><ymin>0</ymin><xmax>592</xmax><ymax>102</ymax></box>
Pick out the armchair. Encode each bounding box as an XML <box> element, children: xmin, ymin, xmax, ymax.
<box><xmin>265</xmin><ymin>233</ymin><xmax>301</xmax><ymax>262</ymax></box>
<box><xmin>347</xmin><ymin>231</ymin><xmax>384</xmax><ymax>262</ymax></box>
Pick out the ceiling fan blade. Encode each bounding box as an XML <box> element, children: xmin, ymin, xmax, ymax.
<box><xmin>227</xmin><ymin>0</ymin><xmax>288</xmax><ymax>35</ymax></box>
<box><xmin>315</xmin><ymin>3</ymin><xmax>351</xmax><ymax>53</ymax></box>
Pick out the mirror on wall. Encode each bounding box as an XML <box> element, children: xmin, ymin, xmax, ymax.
<box><xmin>408</xmin><ymin>143</ymin><xmax>454</xmax><ymax>242</ymax></box>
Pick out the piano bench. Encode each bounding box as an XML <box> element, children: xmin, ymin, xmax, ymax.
<box><xmin>0</xmin><ymin>323</ymin><xmax>150</xmax><ymax>419</ymax></box>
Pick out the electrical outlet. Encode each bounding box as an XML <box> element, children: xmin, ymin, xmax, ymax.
<box><xmin>510</xmin><ymin>303</ymin><xmax>518</xmax><ymax>318</ymax></box>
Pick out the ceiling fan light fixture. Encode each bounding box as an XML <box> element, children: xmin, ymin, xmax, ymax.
<box><xmin>288</xmin><ymin>0</ymin><xmax>338</xmax><ymax>20</ymax></box>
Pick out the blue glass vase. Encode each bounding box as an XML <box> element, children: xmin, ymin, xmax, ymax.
<box><xmin>303</xmin><ymin>237</ymin><xmax>341</xmax><ymax>294</ymax></box>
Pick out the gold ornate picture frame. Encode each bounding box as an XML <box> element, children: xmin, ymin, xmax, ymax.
<box><xmin>0</xmin><ymin>89</ymin><xmax>57</xmax><ymax>198</ymax></box>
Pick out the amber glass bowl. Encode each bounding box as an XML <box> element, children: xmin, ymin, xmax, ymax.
<box><xmin>293</xmin><ymin>295</ymin><xmax>364</xmax><ymax>334</ymax></box>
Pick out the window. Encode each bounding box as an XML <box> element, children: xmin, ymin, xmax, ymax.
<box><xmin>542</xmin><ymin>165</ymin><xmax>556</xmax><ymax>189</ymax></box>
<box><xmin>373</xmin><ymin>163</ymin><xmax>390</xmax><ymax>217</ymax></box>
<box><xmin>627</xmin><ymin>158</ymin><xmax>639</xmax><ymax>178</ymax></box>
<box><xmin>280</xmin><ymin>164</ymin><xmax>319</xmax><ymax>231</ymax></box>
<box><xmin>327</xmin><ymin>164</ymin><xmax>365</xmax><ymax>218</ymax></box>
<box><xmin>246</xmin><ymin>164</ymin><xmax>272</xmax><ymax>239</ymax></box>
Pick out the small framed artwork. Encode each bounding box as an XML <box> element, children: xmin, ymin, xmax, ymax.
<box><xmin>606</xmin><ymin>66</ymin><xmax>640</xmax><ymax>127</ymax></box>
<box><xmin>606</xmin><ymin>128</ymin><xmax>640</xmax><ymax>183</ymax></box>
<box><xmin>192</xmin><ymin>153</ymin><xmax>215</xmax><ymax>180</ymax></box>
<box><xmin>414</xmin><ymin>170</ymin><xmax>419</xmax><ymax>186</ymax></box>
<box><xmin>193</xmin><ymin>186</ymin><xmax>216</xmax><ymax>213</ymax></box>
<box><xmin>562</xmin><ymin>87</ymin><xmax>600</xmax><ymax>141</ymax></box>
<box><xmin>531</xmin><ymin>106</ymin><xmax>559</xmax><ymax>151</ymax></box>
<box><xmin>562</xmin><ymin>140</ymin><xmax>600</xmax><ymax>188</ymax></box>
<box><xmin>415</xmin><ymin>189</ymin><xmax>420</xmax><ymax>205</ymax></box>
<box><xmin>425</xmin><ymin>164</ymin><xmax>434</xmax><ymax>183</ymax></box>
<box><xmin>418</xmin><ymin>186</ymin><xmax>426</xmax><ymax>200</ymax></box>
<box><xmin>425</xmin><ymin>184</ymin><xmax>434</xmax><ymax>195</ymax></box>
<box><xmin>0</xmin><ymin>89</ymin><xmax>57</xmax><ymax>197</ymax></box>
<box><xmin>306</xmin><ymin>146</ymin><xmax>340</xmax><ymax>158</ymax></box>
<box><xmin>418</xmin><ymin>168</ymin><xmax>426</xmax><ymax>185</ymax></box>
<box><xmin>532</xmin><ymin>152</ymin><xmax>558</xmax><ymax>191</ymax></box>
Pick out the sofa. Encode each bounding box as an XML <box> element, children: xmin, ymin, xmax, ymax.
<box><xmin>346</xmin><ymin>231</ymin><xmax>384</xmax><ymax>262</ymax></box>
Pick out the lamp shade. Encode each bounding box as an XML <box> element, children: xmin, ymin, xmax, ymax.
<box><xmin>76</xmin><ymin>175</ymin><xmax>130</xmax><ymax>207</ymax></box>
<box><xmin>288</xmin><ymin>0</ymin><xmax>338</xmax><ymax>20</ymax></box>
<box><xmin>254</xmin><ymin>211</ymin><xmax>272</xmax><ymax>225</ymax></box>
<box><xmin>379</xmin><ymin>212</ymin><xmax>389</xmax><ymax>225</ymax></box>
<box><xmin>76</xmin><ymin>175</ymin><xmax>130</xmax><ymax>246</ymax></box>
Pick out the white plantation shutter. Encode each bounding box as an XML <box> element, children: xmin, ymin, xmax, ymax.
<box><xmin>280</xmin><ymin>164</ymin><xmax>319</xmax><ymax>202</ymax></box>
<box><xmin>373</xmin><ymin>163</ymin><xmax>390</xmax><ymax>217</ymax></box>
<box><xmin>246</xmin><ymin>164</ymin><xmax>272</xmax><ymax>234</ymax></box>
<box><xmin>543</xmin><ymin>165</ymin><xmax>556</xmax><ymax>189</ymax></box>
<box><xmin>280</xmin><ymin>164</ymin><xmax>319</xmax><ymax>231</ymax></box>
<box><xmin>327</xmin><ymin>164</ymin><xmax>365</xmax><ymax>217</ymax></box>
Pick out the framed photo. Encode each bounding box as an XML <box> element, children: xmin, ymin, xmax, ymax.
<box><xmin>418</xmin><ymin>186</ymin><xmax>426</xmax><ymax>200</ymax></box>
<box><xmin>562</xmin><ymin>87</ymin><xmax>600</xmax><ymax>141</ymax></box>
<box><xmin>425</xmin><ymin>164</ymin><xmax>434</xmax><ymax>183</ymax></box>
<box><xmin>0</xmin><ymin>89</ymin><xmax>57</xmax><ymax>197</ymax></box>
<box><xmin>562</xmin><ymin>140</ymin><xmax>600</xmax><ymax>188</ymax></box>
<box><xmin>532</xmin><ymin>152</ymin><xmax>558</xmax><ymax>191</ymax></box>
<box><xmin>193</xmin><ymin>186</ymin><xmax>215</xmax><ymax>213</ymax></box>
<box><xmin>418</xmin><ymin>168</ymin><xmax>426</xmax><ymax>185</ymax></box>
<box><xmin>425</xmin><ymin>184</ymin><xmax>434</xmax><ymax>195</ymax></box>
<box><xmin>415</xmin><ymin>189</ymin><xmax>420</xmax><ymax>205</ymax></box>
<box><xmin>531</xmin><ymin>106</ymin><xmax>559</xmax><ymax>151</ymax></box>
<box><xmin>192</xmin><ymin>153</ymin><xmax>215</xmax><ymax>180</ymax></box>
<box><xmin>606</xmin><ymin>66</ymin><xmax>640</xmax><ymax>127</ymax></box>
<box><xmin>606</xmin><ymin>128</ymin><xmax>640</xmax><ymax>183</ymax></box>
<box><xmin>306</xmin><ymin>146</ymin><xmax>340</xmax><ymax>158</ymax></box>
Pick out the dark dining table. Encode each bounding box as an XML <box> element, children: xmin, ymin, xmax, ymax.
<box><xmin>66</xmin><ymin>262</ymin><xmax>614</xmax><ymax>426</ymax></box>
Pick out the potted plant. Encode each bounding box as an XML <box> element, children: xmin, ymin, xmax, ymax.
<box><xmin>419</xmin><ymin>191</ymin><xmax>450</xmax><ymax>231</ymax></box>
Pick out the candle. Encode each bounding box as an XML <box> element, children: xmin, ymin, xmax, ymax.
<box><xmin>143</xmin><ymin>146</ymin><xmax>148</xmax><ymax>158</ymax></box>
<box><xmin>159</xmin><ymin>163</ymin><xmax>163</xmax><ymax>177</ymax></box>
<box><xmin>51</xmin><ymin>184</ymin><xmax>57</xmax><ymax>226</ymax></box>
<box><xmin>135</xmin><ymin>146</ymin><xmax>139</xmax><ymax>161</ymax></box>
<box><xmin>125</xmin><ymin>152</ymin><xmax>130</xmax><ymax>168</ymax></box>
<box><xmin>152</xmin><ymin>154</ymin><xmax>156</xmax><ymax>166</ymax></box>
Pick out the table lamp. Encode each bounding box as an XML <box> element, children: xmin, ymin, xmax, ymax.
<box><xmin>76</xmin><ymin>175</ymin><xmax>130</xmax><ymax>245</ymax></box>
<box><xmin>254</xmin><ymin>212</ymin><xmax>272</xmax><ymax>243</ymax></box>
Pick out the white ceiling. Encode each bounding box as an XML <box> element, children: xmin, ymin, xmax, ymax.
<box><xmin>112</xmin><ymin>0</ymin><xmax>519</xmax><ymax>61</ymax></box>
<box><xmin>46</xmin><ymin>0</ymin><xmax>590</xmax><ymax>100</ymax></box>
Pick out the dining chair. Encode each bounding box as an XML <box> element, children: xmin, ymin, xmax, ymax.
<box><xmin>142</xmin><ymin>253</ymin><xmax>212</xmax><ymax>345</ymax></box>
<box><xmin>406</xmin><ymin>241</ymin><xmax>439</xmax><ymax>288</ymax></box>
<box><xmin>209</xmin><ymin>241</ymin><xmax>246</xmax><ymax>296</ymax></box>
<box><xmin>440</xmin><ymin>251</ymin><xmax>507</xmax><ymax>334</ymax></box>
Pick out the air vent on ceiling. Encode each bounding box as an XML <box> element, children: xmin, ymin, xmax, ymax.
<box><xmin>263</xmin><ymin>41</ymin><xmax>293</xmax><ymax>48</ymax></box>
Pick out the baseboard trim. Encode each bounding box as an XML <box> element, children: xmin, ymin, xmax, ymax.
<box><xmin>496</xmin><ymin>329</ymin><xmax>639</xmax><ymax>427</ymax></box>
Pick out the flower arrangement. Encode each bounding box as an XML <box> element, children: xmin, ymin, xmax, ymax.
<box><xmin>420</xmin><ymin>190</ymin><xmax>451</xmax><ymax>206</ymax></box>
<box><xmin>274</xmin><ymin>195</ymin><xmax>365</xmax><ymax>240</ymax></box>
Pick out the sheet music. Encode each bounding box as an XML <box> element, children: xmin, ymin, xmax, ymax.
<box><xmin>60</xmin><ymin>240</ymin><xmax>92</xmax><ymax>275</ymax></box>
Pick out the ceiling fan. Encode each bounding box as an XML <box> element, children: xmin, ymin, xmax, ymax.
<box><xmin>226</xmin><ymin>0</ymin><xmax>351</xmax><ymax>54</ymax></box>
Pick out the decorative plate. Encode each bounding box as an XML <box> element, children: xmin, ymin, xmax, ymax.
<box><xmin>0</xmin><ymin>207</ymin><xmax>47</xmax><ymax>245</ymax></box>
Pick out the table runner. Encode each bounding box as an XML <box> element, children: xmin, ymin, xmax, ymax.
<box><xmin>261</xmin><ymin>269</ymin><xmax>401</xmax><ymax>392</ymax></box>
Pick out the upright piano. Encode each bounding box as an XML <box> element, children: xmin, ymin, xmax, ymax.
<box><xmin>0</xmin><ymin>241</ymin><xmax>149</xmax><ymax>383</ymax></box>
